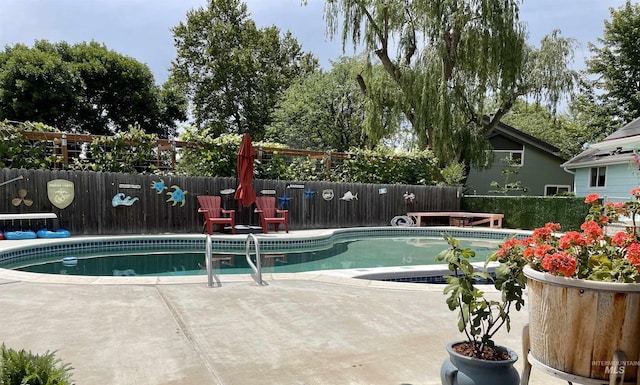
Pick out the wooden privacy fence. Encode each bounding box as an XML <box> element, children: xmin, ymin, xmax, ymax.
<box><xmin>0</xmin><ymin>168</ymin><xmax>461</xmax><ymax>235</ymax></box>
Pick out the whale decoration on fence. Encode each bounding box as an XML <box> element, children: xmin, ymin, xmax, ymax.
<box><xmin>340</xmin><ymin>191</ymin><xmax>358</xmax><ymax>201</ymax></box>
<box><xmin>112</xmin><ymin>193</ymin><xmax>139</xmax><ymax>207</ymax></box>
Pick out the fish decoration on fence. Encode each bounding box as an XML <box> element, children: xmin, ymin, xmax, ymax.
<box><xmin>112</xmin><ymin>193</ymin><xmax>139</xmax><ymax>207</ymax></box>
<box><xmin>260</xmin><ymin>189</ymin><xmax>276</xmax><ymax>195</ymax></box>
<box><xmin>151</xmin><ymin>179</ymin><xmax>167</xmax><ymax>194</ymax></box>
<box><xmin>166</xmin><ymin>185</ymin><xmax>187</xmax><ymax>207</ymax></box>
<box><xmin>340</xmin><ymin>191</ymin><xmax>358</xmax><ymax>201</ymax></box>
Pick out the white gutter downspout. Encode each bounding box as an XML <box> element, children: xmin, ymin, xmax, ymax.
<box><xmin>562</xmin><ymin>167</ymin><xmax>576</xmax><ymax>195</ymax></box>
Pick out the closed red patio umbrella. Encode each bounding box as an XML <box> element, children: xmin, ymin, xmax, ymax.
<box><xmin>234</xmin><ymin>133</ymin><xmax>257</xmax><ymax>207</ymax></box>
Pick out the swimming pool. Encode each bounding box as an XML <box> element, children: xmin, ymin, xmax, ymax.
<box><xmin>0</xmin><ymin>227</ymin><xmax>529</xmax><ymax>283</ymax></box>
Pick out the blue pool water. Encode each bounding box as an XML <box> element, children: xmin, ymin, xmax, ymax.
<box><xmin>4</xmin><ymin>235</ymin><xmax>501</xmax><ymax>277</ymax></box>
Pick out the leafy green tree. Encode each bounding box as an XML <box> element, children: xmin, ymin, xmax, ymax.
<box><xmin>0</xmin><ymin>43</ymin><xmax>82</xmax><ymax>129</ymax></box>
<box><xmin>0</xmin><ymin>40</ymin><xmax>186</xmax><ymax>137</ymax></box>
<box><xmin>320</xmin><ymin>1</ymin><xmax>577</xmax><ymax>169</ymax></box>
<box><xmin>170</xmin><ymin>0</ymin><xmax>318</xmax><ymax>141</ymax></box>
<box><xmin>266</xmin><ymin>56</ymin><xmax>376</xmax><ymax>151</ymax></box>
<box><xmin>587</xmin><ymin>0</ymin><xmax>640</xmax><ymax>123</ymax></box>
<box><xmin>566</xmin><ymin>78</ymin><xmax>619</xmax><ymax>149</ymax></box>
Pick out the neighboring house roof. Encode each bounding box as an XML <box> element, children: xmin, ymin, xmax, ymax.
<box><xmin>562</xmin><ymin>116</ymin><xmax>640</xmax><ymax>169</ymax></box>
<box><xmin>487</xmin><ymin>120</ymin><xmax>565</xmax><ymax>159</ymax></box>
<box><xmin>600</xmin><ymin>116</ymin><xmax>640</xmax><ymax>142</ymax></box>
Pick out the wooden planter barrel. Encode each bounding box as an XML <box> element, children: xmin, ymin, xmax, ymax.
<box><xmin>524</xmin><ymin>266</ymin><xmax>640</xmax><ymax>382</ymax></box>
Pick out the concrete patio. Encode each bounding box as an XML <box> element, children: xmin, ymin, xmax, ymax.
<box><xmin>0</xmin><ymin>265</ymin><xmax>567</xmax><ymax>385</ymax></box>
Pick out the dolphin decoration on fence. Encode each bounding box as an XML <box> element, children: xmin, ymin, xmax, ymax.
<box><xmin>112</xmin><ymin>193</ymin><xmax>139</xmax><ymax>207</ymax></box>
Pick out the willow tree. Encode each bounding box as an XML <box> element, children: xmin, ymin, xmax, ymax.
<box><xmin>320</xmin><ymin>0</ymin><xmax>577</xmax><ymax>169</ymax></box>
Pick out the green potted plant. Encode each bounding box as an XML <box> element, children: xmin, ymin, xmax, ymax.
<box><xmin>436</xmin><ymin>234</ymin><xmax>527</xmax><ymax>385</ymax></box>
<box><xmin>495</xmin><ymin>189</ymin><xmax>640</xmax><ymax>383</ymax></box>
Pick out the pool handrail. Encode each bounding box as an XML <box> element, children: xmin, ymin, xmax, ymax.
<box><xmin>205</xmin><ymin>234</ymin><xmax>213</xmax><ymax>287</ymax></box>
<box><xmin>245</xmin><ymin>233</ymin><xmax>264</xmax><ymax>285</ymax></box>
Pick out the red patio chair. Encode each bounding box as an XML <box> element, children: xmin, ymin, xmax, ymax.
<box><xmin>197</xmin><ymin>195</ymin><xmax>235</xmax><ymax>235</ymax></box>
<box><xmin>254</xmin><ymin>196</ymin><xmax>288</xmax><ymax>234</ymax></box>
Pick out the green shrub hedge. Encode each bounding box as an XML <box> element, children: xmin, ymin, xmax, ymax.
<box><xmin>461</xmin><ymin>196</ymin><xmax>590</xmax><ymax>231</ymax></box>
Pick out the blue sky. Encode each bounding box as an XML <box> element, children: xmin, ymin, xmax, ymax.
<box><xmin>0</xmin><ymin>0</ymin><xmax>628</xmax><ymax>85</ymax></box>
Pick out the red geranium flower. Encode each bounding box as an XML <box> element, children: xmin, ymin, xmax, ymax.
<box><xmin>585</xmin><ymin>194</ymin><xmax>600</xmax><ymax>204</ymax></box>
<box><xmin>580</xmin><ymin>220</ymin><xmax>604</xmax><ymax>242</ymax></box>
<box><xmin>541</xmin><ymin>252</ymin><xmax>577</xmax><ymax>277</ymax></box>
<box><xmin>558</xmin><ymin>231</ymin><xmax>585</xmax><ymax>249</ymax></box>
<box><xmin>612</xmin><ymin>232</ymin><xmax>635</xmax><ymax>247</ymax></box>
<box><xmin>626</xmin><ymin>242</ymin><xmax>640</xmax><ymax>267</ymax></box>
<box><xmin>533</xmin><ymin>223</ymin><xmax>560</xmax><ymax>240</ymax></box>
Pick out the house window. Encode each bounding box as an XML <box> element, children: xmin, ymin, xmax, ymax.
<box><xmin>495</xmin><ymin>150</ymin><xmax>524</xmax><ymax>166</ymax></box>
<box><xmin>545</xmin><ymin>185</ymin><xmax>571</xmax><ymax>196</ymax></box>
<box><xmin>509</xmin><ymin>151</ymin><xmax>523</xmax><ymax>166</ymax></box>
<box><xmin>589</xmin><ymin>167</ymin><xmax>606</xmax><ymax>187</ymax></box>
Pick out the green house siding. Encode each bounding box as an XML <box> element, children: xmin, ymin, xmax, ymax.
<box><xmin>466</xmin><ymin>145</ymin><xmax>573</xmax><ymax>196</ymax></box>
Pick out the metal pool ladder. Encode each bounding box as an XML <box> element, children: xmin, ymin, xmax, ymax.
<box><xmin>244</xmin><ymin>233</ymin><xmax>264</xmax><ymax>285</ymax></box>
<box><xmin>205</xmin><ymin>234</ymin><xmax>264</xmax><ymax>287</ymax></box>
